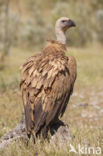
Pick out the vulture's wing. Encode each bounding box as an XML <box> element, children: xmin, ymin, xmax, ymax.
<box><xmin>20</xmin><ymin>43</ymin><xmax>77</xmax><ymax>135</ymax></box>
<box><xmin>60</xmin><ymin>55</ymin><xmax>77</xmax><ymax>116</ymax></box>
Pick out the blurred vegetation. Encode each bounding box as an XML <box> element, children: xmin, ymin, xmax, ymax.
<box><xmin>0</xmin><ymin>0</ymin><xmax>103</xmax><ymax>52</ymax></box>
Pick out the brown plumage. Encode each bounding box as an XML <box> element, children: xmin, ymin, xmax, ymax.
<box><xmin>20</xmin><ymin>17</ymin><xmax>77</xmax><ymax>138</ymax></box>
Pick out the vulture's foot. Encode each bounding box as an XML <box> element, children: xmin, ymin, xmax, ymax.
<box><xmin>49</xmin><ymin>119</ymin><xmax>65</xmax><ymax>136</ymax></box>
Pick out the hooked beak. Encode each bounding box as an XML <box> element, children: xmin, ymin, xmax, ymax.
<box><xmin>68</xmin><ymin>19</ymin><xmax>76</xmax><ymax>27</ymax></box>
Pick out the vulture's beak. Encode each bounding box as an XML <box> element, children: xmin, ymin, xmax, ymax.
<box><xmin>68</xmin><ymin>19</ymin><xmax>76</xmax><ymax>27</ymax></box>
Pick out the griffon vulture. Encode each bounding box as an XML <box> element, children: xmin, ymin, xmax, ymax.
<box><xmin>20</xmin><ymin>17</ymin><xmax>77</xmax><ymax>139</ymax></box>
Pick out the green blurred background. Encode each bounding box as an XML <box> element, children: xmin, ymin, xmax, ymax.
<box><xmin>0</xmin><ymin>0</ymin><xmax>103</xmax><ymax>53</ymax></box>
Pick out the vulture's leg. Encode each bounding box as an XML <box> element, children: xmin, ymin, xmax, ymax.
<box><xmin>41</xmin><ymin>126</ymin><xmax>48</xmax><ymax>139</ymax></box>
<box><xmin>25</xmin><ymin>133</ymin><xmax>31</xmax><ymax>146</ymax></box>
<box><xmin>32</xmin><ymin>134</ymin><xmax>36</xmax><ymax>144</ymax></box>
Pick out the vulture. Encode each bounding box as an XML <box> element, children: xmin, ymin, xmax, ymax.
<box><xmin>20</xmin><ymin>17</ymin><xmax>77</xmax><ymax>139</ymax></box>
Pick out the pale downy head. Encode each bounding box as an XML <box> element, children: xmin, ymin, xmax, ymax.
<box><xmin>55</xmin><ymin>17</ymin><xmax>76</xmax><ymax>44</ymax></box>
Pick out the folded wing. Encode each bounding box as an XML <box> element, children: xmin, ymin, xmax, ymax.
<box><xmin>20</xmin><ymin>42</ymin><xmax>77</xmax><ymax>136</ymax></box>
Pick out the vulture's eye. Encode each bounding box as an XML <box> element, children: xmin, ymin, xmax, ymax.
<box><xmin>61</xmin><ymin>20</ymin><xmax>66</xmax><ymax>23</ymax></box>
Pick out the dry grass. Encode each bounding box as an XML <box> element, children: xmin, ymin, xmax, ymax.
<box><xmin>0</xmin><ymin>46</ymin><xmax>103</xmax><ymax>155</ymax></box>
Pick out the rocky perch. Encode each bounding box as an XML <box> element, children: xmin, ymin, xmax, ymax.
<box><xmin>0</xmin><ymin>112</ymin><xmax>72</xmax><ymax>150</ymax></box>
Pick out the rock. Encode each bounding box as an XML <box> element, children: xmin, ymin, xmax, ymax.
<box><xmin>50</xmin><ymin>125</ymin><xmax>72</xmax><ymax>147</ymax></box>
<box><xmin>0</xmin><ymin>112</ymin><xmax>72</xmax><ymax>150</ymax></box>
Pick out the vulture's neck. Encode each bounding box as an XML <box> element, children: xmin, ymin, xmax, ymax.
<box><xmin>55</xmin><ymin>28</ymin><xmax>66</xmax><ymax>45</ymax></box>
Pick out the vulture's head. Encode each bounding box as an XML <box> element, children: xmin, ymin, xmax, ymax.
<box><xmin>55</xmin><ymin>17</ymin><xmax>76</xmax><ymax>32</ymax></box>
<box><xmin>55</xmin><ymin>17</ymin><xmax>76</xmax><ymax>44</ymax></box>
